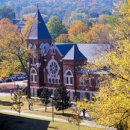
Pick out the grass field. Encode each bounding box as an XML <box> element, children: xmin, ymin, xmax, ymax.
<box><xmin>0</xmin><ymin>96</ymin><xmax>104</xmax><ymax>130</ymax></box>
<box><xmin>0</xmin><ymin>113</ymin><xmax>102</xmax><ymax>130</ymax></box>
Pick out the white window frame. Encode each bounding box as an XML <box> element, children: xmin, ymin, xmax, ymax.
<box><xmin>64</xmin><ymin>70</ymin><xmax>73</xmax><ymax>85</ymax></box>
<box><xmin>30</xmin><ymin>68</ymin><xmax>38</xmax><ymax>83</ymax></box>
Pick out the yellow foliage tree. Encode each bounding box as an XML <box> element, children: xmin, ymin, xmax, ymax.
<box><xmin>55</xmin><ymin>33</ymin><xmax>69</xmax><ymax>43</ymax></box>
<box><xmin>77</xmin><ymin>1</ymin><xmax>130</xmax><ymax>129</ymax></box>
<box><xmin>0</xmin><ymin>17</ymin><xmax>33</xmax><ymax>78</ymax></box>
<box><xmin>84</xmin><ymin>24</ymin><xmax>111</xmax><ymax>44</ymax></box>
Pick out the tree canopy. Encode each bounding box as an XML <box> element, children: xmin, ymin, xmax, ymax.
<box><xmin>0</xmin><ymin>17</ymin><xmax>33</xmax><ymax>78</ymax></box>
<box><xmin>47</xmin><ymin>16</ymin><xmax>66</xmax><ymax>40</ymax></box>
<box><xmin>77</xmin><ymin>1</ymin><xmax>130</xmax><ymax>129</ymax></box>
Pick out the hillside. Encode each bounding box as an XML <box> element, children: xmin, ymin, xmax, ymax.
<box><xmin>0</xmin><ymin>0</ymin><xmax>122</xmax><ymax>24</ymax></box>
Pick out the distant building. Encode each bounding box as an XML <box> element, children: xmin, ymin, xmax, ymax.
<box><xmin>12</xmin><ymin>19</ymin><xmax>26</xmax><ymax>32</ymax></box>
<box><xmin>27</xmin><ymin>8</ymin><xmax>109</xmax><ymax>100</ymax></box>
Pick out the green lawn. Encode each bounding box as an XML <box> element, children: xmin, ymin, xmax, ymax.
<box><xmin>0</xmin><ymin>96</ymin><xmax>103</xmax><ymax>130</ymax></box>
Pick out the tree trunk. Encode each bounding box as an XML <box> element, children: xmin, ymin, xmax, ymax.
<box><xmin>27</xmin><ymin>61</ymin><xmax>31</xmax><ymax>98</ymax></box>
<box><xmin>17</xmin><ymin>54</ymin><xmax>31</xmax><ymax>98</ymax></box>
<box><xmin>45</xmin><ymin>102</ymin><xmax>47</xmax><ymax>112</ymax></box>
<box><xmin>62</xmin><ymin>109</ymin><xmax>64</xmax><ymax>115</ymax></box>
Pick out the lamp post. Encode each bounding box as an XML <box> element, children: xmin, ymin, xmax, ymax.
<box><xmin>51</xmin><ymin>94</ymin><xmax>54</xmax><ymax>122</ymax></box>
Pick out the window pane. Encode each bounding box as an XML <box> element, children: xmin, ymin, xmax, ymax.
<box><xmin>34</xmin><ymin>75</ymin><xmax>37</xmax><ymax>82</ymax></box>
<box><xmin>30</xmin><ymin>75</ymin><xmax>33</xmax><ymax>81</ymax></box>
<box><xmin>66</xmin><ymin>71</ymin><xmax>72</xmax><ymax>76</ymax></box>
<box><xmin>70</xmin><ymin>77</ymin><xmax>72</xmax><ymax>84</ymax></box>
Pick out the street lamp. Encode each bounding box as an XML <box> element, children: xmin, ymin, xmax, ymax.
<box><xmin>51</xmin><ymin>94</ymin><xmax>54</xmax><ymax>122</ymax></box>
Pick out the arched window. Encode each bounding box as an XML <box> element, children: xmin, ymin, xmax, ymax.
<box><xmin>64</xmin><ymin>70</ymin><xmax>73</xmax><ymax>85</ymax></box>
<box><xmin>79</xmin><ymin>76</ymin><xmax>86</xmax><ymax>86</ymax></box>
<box><xmin>30</xmin><ymin>68</ymin><xmax>37</xmax><ymax>83</ymax></box>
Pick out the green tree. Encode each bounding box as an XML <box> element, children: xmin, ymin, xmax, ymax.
<box><xmin>47</xmin><ymin>16</ymin><xmax>66</xmax><ymax>40</ymax></box>
<box><xmin>40</xmin><ymin>88</ymin><xmax>51</xmax><ymax>112</ymax></box>
<box><xmin>0</xmin><ymin>5</ymin><xmax>15</xmax><ymax>20</ymax></box>
<box><xmin>54</xmin><ymin>84</ymin><xmax>70</xmax><ymax>115</ymax></box>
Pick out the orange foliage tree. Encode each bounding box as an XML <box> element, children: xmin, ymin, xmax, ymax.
<box><xmin>0</xmin><ymin>18</ymin><xmax>33</xmax><ymax>78</ymax></box>
<box><xmin>68</xmin><ymin>20</ymin><xmax>88</xmax><ymax>43</ymax></box>
<box><xmin>55</xmin><ymin>33</ymin><xmax>70</xmax><ymax>43</ymax></box>
<box><xmin>84</xmin><ymin>24</ymin><xmax>111</xmax><ymax>44</ymax></box>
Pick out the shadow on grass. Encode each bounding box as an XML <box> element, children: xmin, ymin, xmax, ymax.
<box><xmin>0</xmin><ymin>100</ymin><xmax>12</xmax><ymax>106</ymax></box>
<box><xmin>55</xmin><ymin>113</ymin><xmax>74</xmax><ymax>117</ymax></box>
<box><xmin>0</xmin><ymin>113</ymin><xmax>50</xmax><ymax>130</ymax></box>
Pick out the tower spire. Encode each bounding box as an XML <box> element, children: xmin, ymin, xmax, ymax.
<box><xmin>27</xmin><ymin>7</ymin><xmax>52</xmax><ymax>42</ymax></box>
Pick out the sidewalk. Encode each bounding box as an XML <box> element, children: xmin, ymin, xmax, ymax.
<box><xmin>0</xmin><ymin>109</ymin><xmax>115</xmax><ymax>130</ymax></box>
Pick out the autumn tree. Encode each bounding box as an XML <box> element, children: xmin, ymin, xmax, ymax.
<box><xmin>0</xmin><ymin>17</ymin><xmax>33</xmax><ymax>97</ymax></box>
<box><xmin>84</xmin><ymin>23</ymin><xmax>111</xmax><ymax>43</ymax></box>
<box><xmin>11</xmin><ymin>90</ymin><xmax>24</xmax><ymax>115</ymax></box>
<box><xmin>68</xmin><ymin>20</ymin><xmax>88</xmax><ymax>43</ymax></box>
<box><xmin>55</xmin><ymin>33</ymin><xmax>70</xmax><ymax>43</ymax></box>
<box><xmin>98</xmin><ymin>14</ymin><xmax>108</xmax><ymax>24</ymax></box>
<box><xmin>47</xmin><ymin>16</ymin><xmax>66</xmax><ymax>40</ymax></box>
<box><xmin>77</xmin><ymin>1</ymin><xmax>130</xmax><ymax>129</ymax></box>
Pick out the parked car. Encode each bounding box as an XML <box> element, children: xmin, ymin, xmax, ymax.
<box><xmin>4</xmin><ymin>77</ymin><xmax>13</xmax><ymax>82</ymax></box>
<box><xmin>0</xmin><ymin>79</ymin><xmax>3</xmax><ymax>83</ymax></box>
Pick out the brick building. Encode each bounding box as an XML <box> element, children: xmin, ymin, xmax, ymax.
<box><xmin>27</xmin><ymin>8</ymin><xmax>109</xmax><ymax>100</ymax></box>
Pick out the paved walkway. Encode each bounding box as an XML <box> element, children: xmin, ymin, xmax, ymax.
<box><xmin>0</xmin><ymin>109</ymin><xmax>115</xmax><ymax>130</ymax></box>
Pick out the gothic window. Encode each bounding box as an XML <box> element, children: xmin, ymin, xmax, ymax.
<box><xmin>30</xmin><ymin>68</ymin><xmax>37</xmax><ymax>83</ymax></box>
<box><xmin>64</xmin><ymin>70</ymin><xmax>73</xmax><ymax>85</ymax></box>
<box><xmin>40</xmin><ymin>43</ymin><xmax>50</xmax><ymax>56</ymax></box>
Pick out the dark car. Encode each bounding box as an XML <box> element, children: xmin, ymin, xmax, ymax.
<box><xmin>4</xmin><ymin>77</ymin><xmax>13</xmax><ymax>82</ymax></box>
<box><xmin>0</xmin><ymin>79</ymin><xmax>3</xmax><ymax>83</ymax></box>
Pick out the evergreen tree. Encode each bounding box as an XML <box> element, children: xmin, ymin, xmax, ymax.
<box><xmin>54</xmin><ymin>84</ymin><xmax>70</xmax><ymax>115</ymax></box>
<box><xmin>40</xmin><ymin>88</ymin><xmax>51</xmax><ymax>112</ymax></box>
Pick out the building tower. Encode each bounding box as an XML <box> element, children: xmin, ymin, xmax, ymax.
<box><xmin>27</xmin><ymin>8</ymin><xmax>52</xmax><ymax>96</ymax></box>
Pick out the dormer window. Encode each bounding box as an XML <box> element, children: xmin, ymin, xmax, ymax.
<box><xmin>50</xmin><ymin>46</ymin><xmax>55</xmax><ymax>55</ymax></box>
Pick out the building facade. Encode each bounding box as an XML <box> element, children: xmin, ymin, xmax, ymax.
<box><xmin>27</xmin><ymin>9</ymin><xmax>109</xmax><ymax>100</ymax></box>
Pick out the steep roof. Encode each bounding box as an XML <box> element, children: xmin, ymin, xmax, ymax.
<box><xmin>55</xmin><ymin>43</ymin><xmax>73</xmax><ymax>57</ymax></box>
<box><xmin>54</xmin><ymin>43</ymin><xmax>110</xmax><ymax>61</ymax></box>
<box><xmin>28</xmin><ymin>8</ymin><xmax>52</xmax><ymax>40</ymax></box>
<box><xmin>63</xmin><ymin>44</ymin><xmax>87</xmax><ymax>61</ymax></box>
<box><xmin>77</xmin><ymin>44</ymin><xmax>110</xmax><ymax>62</ymax></box>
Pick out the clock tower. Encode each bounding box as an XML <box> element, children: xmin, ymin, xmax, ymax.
<box><xmin>27</xmin><ymin>8</ymin><xmax>52</xmax><ymax>96</ymax></box>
